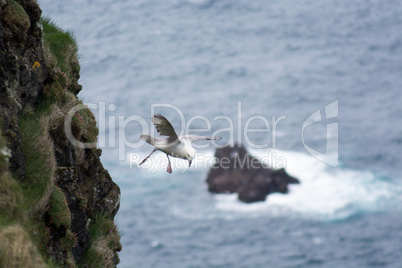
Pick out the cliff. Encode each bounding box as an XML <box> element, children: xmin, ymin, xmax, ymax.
<box><xmin>0</xmin><ymin>0</ymin><xmax>121</xmax><ymax>267</ymax></box>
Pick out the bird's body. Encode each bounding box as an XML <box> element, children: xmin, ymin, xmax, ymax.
<box><xmin>141</xmin><ymin>135</ymin><xmax>196</xmax><ymax>159</ymax></box>
<box><xmin>139</xmin><ymin>114</ymin><xmax>221</xmax><ymax>173</ymax></box>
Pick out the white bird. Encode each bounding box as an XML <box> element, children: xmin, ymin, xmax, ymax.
<box><xmin>139</xmin><ymin>114</ymin><xmax>221</xmax><ymax>173</ymax></box>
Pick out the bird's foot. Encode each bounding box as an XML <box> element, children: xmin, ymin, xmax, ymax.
<box><xmin>140</xmin><ymin>149</ymin><xmax>156</xmax><ymax>166</ymax></box>
<box><xmin>166</xmin><ymin>163</ymin><xmax>172</xmax><ymax>174</ymax></box>
<box><xmin>139</xmin><ymin>158</ymin><xmax>147</xmax><ymax>165</ymax></box>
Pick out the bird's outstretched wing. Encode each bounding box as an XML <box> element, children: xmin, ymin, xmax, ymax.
<box><xmin>180</xmin><ymin>135</ymin><xmax>222</xmax><ymax>143</ymax></box>
<box><xmin>151</xmin><ymin>114</ymin><xmax>179</xmax><ymax>143</ymax></box>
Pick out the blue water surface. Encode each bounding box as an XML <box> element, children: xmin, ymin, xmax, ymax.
<box><xmin>39</xmin><ymin>0</ymin><xmax>402</xmax><ymax>267</ymax></box>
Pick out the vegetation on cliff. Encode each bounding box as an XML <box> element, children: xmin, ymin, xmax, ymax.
<box><xmin>0</xmin><ymin>131</ymin><xmax>49</xmax><ymax>267</ymax></box>
<box><xmin>0</xmin><ymin>0</ymin><xmax>121</xmax><ymax>267</ymax></box>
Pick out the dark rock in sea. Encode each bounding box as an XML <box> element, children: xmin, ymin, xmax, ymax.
<box><xmin>206</xmin><ymin>144</ymin><xmax>299</xmax><ymax>203</ymax></box>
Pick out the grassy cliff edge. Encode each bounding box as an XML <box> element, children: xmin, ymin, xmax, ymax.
<box><xmin>0</xmin><ymin>1</ymin><xmax>121</xmax><ymax>267</ymax></box>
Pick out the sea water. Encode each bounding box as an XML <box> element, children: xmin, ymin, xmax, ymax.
<box><xmin>39</xmin><ymin>0</ymin><xmax>402</xmax><ymax>267</ymax></box>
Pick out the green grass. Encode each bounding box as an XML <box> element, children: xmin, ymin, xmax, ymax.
<box><xmin>80</xmin><ymin>216</ymin><xmax>122</xmax><ymax>268</ymax></box>
<box><xmin>41</xmin><ymin>16</ymin><xmax>79</xmax><ymax>77</ymax></box>
<box><xmin>0</xmin><ymin>131</ymin><xmax>24</xmax><ymax>227</ymax></box>
<box><xmin>0</xmin><ymin>172</ymin><xmax>24</xmax><ymax>226</ymax></box>
<box><xmin>19</xmin><ymin>104</ymin><xmax>56</xmax><ymax>217</ymax></box>
<box><xmin>0</xmin><ymin>131</ymin><xmax>54</xmax><ymax>267</ymax></box>
<box><xmin>2</xmin><ymin>0</ymin><xmax>30</xmax><ymax>34</ymax></box>
<box><xmin>48</xmin><ymin>186</ymin><xmax>71</xmax><ymax>229</ymax></box>
<box><xmin>61</xmin><ymin>230</ymin><xmax>78</xmax><ymax>252</ymax></box>
<box><xmin>0</xmin><ymin>224</ymin><xmax>48</xmax><ymax>268</ymax></box>
<box><xmin>72</xmin><ymin>101</ymin><xmax>99</xmax><ymax>146</ymax></box>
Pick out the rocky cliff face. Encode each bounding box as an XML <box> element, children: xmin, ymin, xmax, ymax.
<box><xmin>0</xmin><ymin>0</ymin><xmax>121</xmax><ymax>267</ymax></box>
<box><xmin>206</xmin><ymin>145</ymin><xmax>299</xmax><ymax>203</ymax></box>
<box><xmin>0</xmin><ymin>0</ymin><xmax>46</xmax><ymax>178</ymax></box>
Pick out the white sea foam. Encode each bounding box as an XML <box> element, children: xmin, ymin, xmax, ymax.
<box><xmin>124</xmin><ymin>147</ymin><xmax>400</xmax><ymax>221</ymax></box>
<box><xmin>214</xmin><ymin>148</ymin><xmax>399</xmax><ymax>220</ymax></box>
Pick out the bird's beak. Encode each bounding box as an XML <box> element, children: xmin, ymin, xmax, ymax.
<box><xmin>189</xmin><ymin>160</ymin><xmax>192</xmax><ymax>167</ymax></box>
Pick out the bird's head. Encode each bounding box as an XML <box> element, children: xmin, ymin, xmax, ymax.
<box><xmin>186</xmin><ymin>148</ymin><xmax>196</xmax><ymax>167</ymax></box>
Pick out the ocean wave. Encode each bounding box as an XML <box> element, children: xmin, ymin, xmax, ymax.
<box><xmin>214</xmin><ymin>148</ymin><xmax>401</xmax><ymax>221</ymax></box>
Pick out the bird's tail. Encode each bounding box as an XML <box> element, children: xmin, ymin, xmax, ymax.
<box><xmin>140</xmin><ymin>134</ymin><xmax>155</xmax><ymax>146</ymax></box>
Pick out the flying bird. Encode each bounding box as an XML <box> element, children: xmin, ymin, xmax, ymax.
<box><xmin>139</xmin><ymin>114</ymin><xmax>221</xmax><ymax>173</ymax></box>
